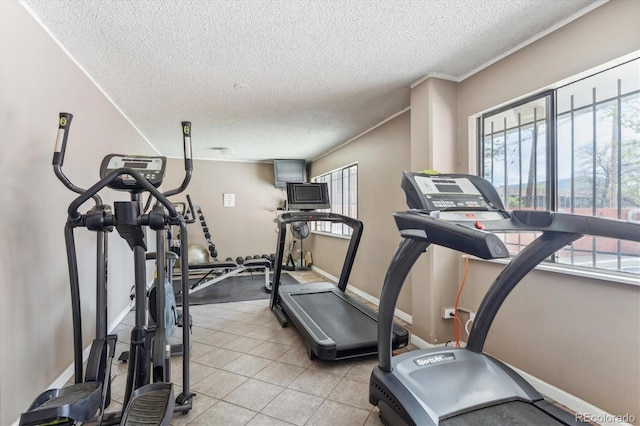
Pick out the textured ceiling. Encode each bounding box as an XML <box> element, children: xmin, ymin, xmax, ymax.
<box><xmin>23</xmin><ymin>0</ymin><xmax>601</xmax><ymax>162</ymax></box>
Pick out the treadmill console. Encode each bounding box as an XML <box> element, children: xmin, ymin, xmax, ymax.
<box><xmin>100</xmin><ymin>154</ymin><xmax>167</xmax><ymax>191</ymax></box>
<box><xmin>401</xmin><ymin>172</ymin><xmax>508</xmax><ymax>221</ymax></box>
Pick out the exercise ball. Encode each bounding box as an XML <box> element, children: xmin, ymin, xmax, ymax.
<box><xmin>187</xmin><ymin>243</ymin><xmax>210</xmax><ymax>265</ymax></box>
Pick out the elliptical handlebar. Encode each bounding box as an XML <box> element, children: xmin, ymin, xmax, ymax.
<box><xmin>53</xmin><ymin>114</ymin><xmax>193</xmax><ymax>208</ymax></box>
<box><xmin>52</xmin><ymin>112</ymin><xmax>72</xmax><ymax>167</ymax></box>
<box><xmin>68</xmin><ymin>168</ymin><xmax>179</xmax><ymax>221</ymax></box>
<box><xmin>59</xmin><ymin>116</ymin><xmax>193</xmax><ymax>221</ymax></box>
<box><xmin>52</xmin><ymin>112</ymin><xmax>102</xmax><ymax>205</ymax></box>
<box><xmin>182</xmin><ymin>121</ymin><xmax>193</xmax><ymax>172</ymax></box>
<box><xmin>163</xmin><ymin>121</ymin><xmax>193</xmax><ymax>198</ymax></box>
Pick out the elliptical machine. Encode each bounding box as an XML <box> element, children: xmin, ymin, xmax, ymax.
<box><xmin>20</xmin><ymin>113</ymin><xmax>195</xmax><ymax>426</ymax></box>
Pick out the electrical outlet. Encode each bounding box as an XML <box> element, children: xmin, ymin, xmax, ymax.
<box><xmin>441</xmin><ymin>308</ymin><xmax>456</xmax><ymax>319</ymax></box>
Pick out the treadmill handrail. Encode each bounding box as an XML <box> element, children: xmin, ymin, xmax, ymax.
<box><xmin>402</xmin><ymin>210</ymin><xmax>640</xmax><ymax>242</ymax></box>
<box><xmin>378</xmin><ymin>209</ymin><xmax>640</xmax><ymax>369</ymax></box>
<box><xmin>277</xmin><ymin>211</ymin><xmax>362</xmax><ymax>229</ymax></box>
<box><xmin>478</xmin><ymin>210</ymin><xmax>640</xmax><ymax>241</ymax></box>
<box><xmin>466</xmin><ymin>211</ymin><xmax>639</xmax><ymax>353</ymax></box>
<box><xmin>394</xmin><ymin>211</ymin><xmax>510</xmax><ymax>260</ymax></box>
<box><xmin>466</xmin><ymin>230</ymin><xmax>581</xmax><ymax>353</ymax></box>
<box><xmin>270</xmin><ymin>211</ymin><xmax>363</xmax><ymax>309</ymax></box>
<box><xmin>378</xmin><ymin>238</ymin><xmax>429</xmax><ymax>372</ymax></box>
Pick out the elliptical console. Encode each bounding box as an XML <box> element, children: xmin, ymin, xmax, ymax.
<box><xmin>100</xmin><ymin>154</ymin><xmax>166</xmax><ymax>190</ymax></box>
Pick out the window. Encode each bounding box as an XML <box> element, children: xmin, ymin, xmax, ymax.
<box><xmin>479</xmin><ymin>58</ymin><xmax>640</xmax><ymax>275</ymax></box>
<box><xmin>312</xmin><ymin>164</ymin><xmax>358</xmax><ymax>236</ymax></box>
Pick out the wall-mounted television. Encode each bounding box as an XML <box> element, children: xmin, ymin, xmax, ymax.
<box><xmin>286</xmin><ymin>182</ymin><xmax>330</xmax><ymax>211</ymax></box>
<box><xmin>274</xmin><ymin>159</ymin><xmax>307</xmax><ymax>189</ymax></box>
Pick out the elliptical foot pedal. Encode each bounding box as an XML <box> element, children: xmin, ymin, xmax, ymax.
<box><xmin>121</xmin><ymin>383</ymin><xmax>174</xmax><ymax>426</ymax></box>
<box><xmin>19</xmin><ymin>382</ymin><xmax>102</xmax><ymax>426</ymax></box>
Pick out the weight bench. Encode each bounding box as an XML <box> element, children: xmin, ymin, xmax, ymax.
<box><xmin>186</xmin><ymin>258</ymin><xmax>271</xmax><ymax>295</ymax></box>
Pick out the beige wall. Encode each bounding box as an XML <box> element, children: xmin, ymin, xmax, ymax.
<box><xmin>409</xmin><ymin>78</ymin><xmax>460</xmax><ymax>343</ymax></box>
<box><xmin>0</xmin><ymin>3</ymin><xmax>158</xmax><ymax>424</ymax></box>
<box><xmin>308</xmin><ymin>112</ymin><xmax>413</xmax><ymax>314</ymax></box>
<box><xmin>164</xmin><ymin>159</ymin><xmax>284</xmax><ymax>258</ymax></box>
<box><xmin>454</xmin><ymin>0</ymin><xmax>640</xmax><ymax>420</ymax></box>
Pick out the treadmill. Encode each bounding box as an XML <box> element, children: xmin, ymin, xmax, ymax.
<box><xmin>270</xmin><ymin>182</ymin><xmax>409</xmax><ymax>360</ymax></box>
<box><xmin>369</xmin><ymin>172</ymin><xmax>640</xmax><ymax>425</ymax></box>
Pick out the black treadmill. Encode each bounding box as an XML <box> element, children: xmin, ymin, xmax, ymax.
<box><xmin>270</xmin><ymin>182</ymin><xmax>409</xmax><ymax>360</ymax></box>
<box><xmin>369</xmin><ymin>172</ymin><xmax>640</xmax><ymax>425</ymax></box>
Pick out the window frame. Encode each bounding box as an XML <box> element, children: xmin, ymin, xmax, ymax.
<box><xmin>311</xmin><ymin>162</ymin><xmax>358</xmax><ymax>237</ymax></box>
<box><xmin>476</xmin><ymin>59</ymin><xmax>640</xmax><ymax>277</ymax></box>
<box><xmin>478</xmin><ymin>89</ymin><xmax>556</xmax><ymax>211</ymax></box>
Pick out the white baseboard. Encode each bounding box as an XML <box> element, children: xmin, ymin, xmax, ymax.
<box><xmin>409</xmin><ymin>333</ymin><xmax>443</xmax><ymax>349</ymax></box>
<box><xmin>310</xmin><ymin>265</ymin><xmax>413</xmax><ymax>324</ymax></box>
<box><xmin>110</xmin><ymin>299</ymin><xmax>135</xmax><ymax>333</ymax></box>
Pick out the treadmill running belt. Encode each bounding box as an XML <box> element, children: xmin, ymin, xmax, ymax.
<box><xmin>441</xmin><ymin>401</ymin><xmax>564</xmax><ymax>426</ymax></box>
<box><xmin>291</xmin><ymin>292</ymin><xmax>378</xmax><ymax>349</ymax></box>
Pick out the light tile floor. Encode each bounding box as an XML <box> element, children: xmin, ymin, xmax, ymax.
<box><xmin>108</xmin><ymin>270</ymin><xmax>415</xmax><ymax>426</ymax></box>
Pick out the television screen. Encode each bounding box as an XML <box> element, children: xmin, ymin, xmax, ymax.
<box><xmin>274</xmin><ymin>159</ymin><xmax>306</xmax><ymax>189</ymax></box>
<box><xmin>287</xmin><ymin>182</ymin><xmax>330</xmax><ymax>210</ymax></box>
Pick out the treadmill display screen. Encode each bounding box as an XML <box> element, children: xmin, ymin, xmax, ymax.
<box><xmin>434</xmin><ymin>183</ymin><xmax>463</xmax><ymax>193</ymax></box>
<box><xmin>404</xmin><ymin>174</ymin><xmax>493</xmax><ymax>212</ymax></box>
<box><xmin>286</xmin><ymin>182</ymin><xmax>331</xmax><ymax>210</ymax></box>
<box><xmin>414</xmin><ymin>176</ymin><xmax>481</xmax><ymax>197</ymax></box>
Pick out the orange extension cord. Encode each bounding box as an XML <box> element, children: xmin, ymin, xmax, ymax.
<box><xmin>453</xmin><ymin>256</ymin><xmax>470</xmax><ymax>347</ymax></box>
